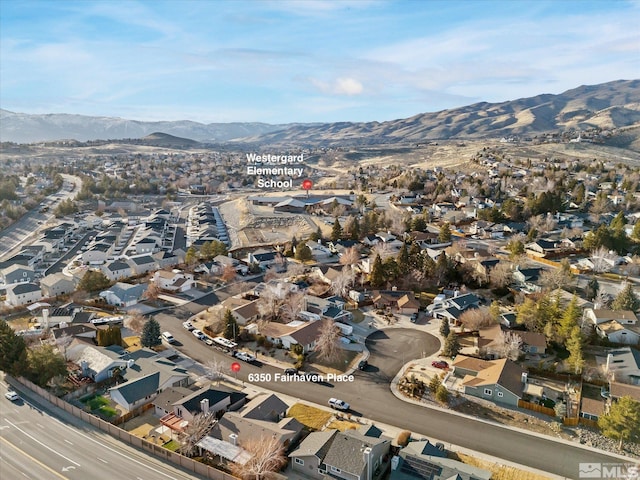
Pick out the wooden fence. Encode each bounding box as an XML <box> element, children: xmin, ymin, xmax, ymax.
<box><xmin>517</xmin><ymin>399</ymin><xmax>556</xmax><ymax>417</ymax></box>
<box><xmin>7</xmin><ymin>376</ymin><xmax>238</xmax><ymax>480</ymax></box>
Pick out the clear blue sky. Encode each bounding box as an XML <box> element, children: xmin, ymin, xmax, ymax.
<box><xmin>1</xmin><ymin>0</ymin><xmax>638</xmax><ymax>124</ymax></box>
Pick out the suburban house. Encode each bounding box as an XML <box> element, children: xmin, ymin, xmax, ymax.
<box><xmin>102</xmin><ymin>260</ymin><xmax>133</xmax><ymax>281</ymax></box>
<box><xmin>219</xmin><ymin>296</ymin><xmax>261</xmax><ymax>325</ymax></box>
<box><xmin>605</xmin><ymin>347</ymin><xmax>640</xmax><ymax>385</ymax></box>
<box><xmin>289</xmin><ymin>427</ymin><xmax>391</xmax><ymax>480</ymax></box>
<box><xmin>40</xmin><ymin>273</ymin><xmax>76</xmax><ymax>297</ymax></box>
<box><xmin>164</xmin><ymin>386</ymin><xmax>247</xmax><ymax>422</ymax></box>
<box><xmin>68</xmin><ymin>344</ymin><xmax>131</xmax><ymax>383</ymax></box>
<box><xmin>452</xmin><ymin>355</ymin><xmax>526</xmax><ymax>407</ymax></box>
<box><xmin>260</xmin><ymin>319</ymin><xmax>324</xmax><ymax>353</ymax></box>
<box><xmin>1</xmin><ymin>264</ymin><xmax>35</xmax><ymax>285</ymax></box>
<box><xmin>525</xmin><ymin>239</ymin><xmax>561</xmax><ymax>257</ymax></box>
<box><xmin>609</xmin><ymin>381</ymin><xmax>640</xmax><ymax>403</ymax></box>
<box><xmin>427</xmin><ymin>292</ymin><xmax>481</xmax><ymax>325</ymax></box>
<box><xmin>99</xmin><ymin>282</ymin><xmax>148</xmax><ymax>307</ymax></box>
<box><xmin>390</xmin><ymin>440</ymin><xmax>491</xmax><ymax>480</ymax></box>
<box><xmin>81</xmin><ymin>243</ymin><xmax>112</xmax><ymax>264</ymax></box>
<box><xmin>585</xmin><ymin>309</ymin><xmax>640</xmax><ymax>345</ymax></box>
<box><xmin>108</xmin><ymin>352</ymin><xmax>191</xmax><ymax>411</ymax></box>
<box><xmin>313</xmin><ymin>265</ymin><xmax>344</xmax><ymax>284</ymax></box>
<box><xmin>6</xmin><ymin>282</ymin><xmax>42</xmax><ymax>306</ymax></box>
<box><xmin>372</xmin><ymin>290</ymin><xmax>420</xmax><ymax>314</ymax></box>
<box><xmin>512</xmin><ymin>267</ymin><xmax>543</xmax><ymax>293</ymax></box>
<box><xmin>244</xmin><ymin>249</ymin><xmax>282</xmax><ymax>271</ymax></box>
<box><xmin>305</xmin><ymin>295</ymin><xmax>352</xmax><ymax>323</ymax></box>
<box><xmin>210</xmin><ymin>393</ymin><xmax>304</xmax><ymax>449</ymax></box>
<box><xmin>153</xmin><ymin>270</ymin><xmax>195</xmax><ymax>293</ymax></box>
<box><xmin>127</xmin><ymin>255</ymin><xmax>158</xmax><ymax>275</ymax></box>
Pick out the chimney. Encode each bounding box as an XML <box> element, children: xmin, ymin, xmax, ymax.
<box><xmin>200</xmin><ymin>398</ymin><xmax>210</xmax><ymax>413</ymax></box>
<box><xmin>127</xmin><ymin>359</ymin><xmax>135</xmax><ymax>368</ymax></box>
<box><xmin>229</xmin><ymin>433</ymin><xmax>238</xmax><ymax>446</ymax></box>
<box><xmin>42</xmin><ymin>308</ymin><xmax>49</xmax><ymax>329</ymax></box>
<box><xmin>521</xmin><ymin>372</ymin><xmax>528</xmax><ymax>384</ymax></box>
<box><xmin>391</xmin><ymin>456</ymin><xmax>400</xmax><ymax>471</ymax></box>
<box><xmin>362</xmin><ymin>447</ymin><xmax>373</xmax><ymax>480</ymax></box>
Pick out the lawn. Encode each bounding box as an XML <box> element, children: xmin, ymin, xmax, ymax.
<box><xmin>83</xmin><ymin>395</ymin><xmax>109</xmax><ymax>410</ymax></box>
<box><xmin>288</xmin><ymin>403</ymin><xmax>332</xmax><ymax>431</ymax></box>
<box><xmin>308</xmin><ymin>349</ymin><xmax>359</xmax><ymax>372</ymax></box>
<box><xmin>99</xmin><ymin>405</ymin><xmax>118</xmax><ymax>418</ymax></box>
<box><xmin>327</xmin><ymin>419</ymin><xmax>359</xmax><ymax>431</ymax></box>
<box><xmin>163</xmin><ymin>440</ymin><xmax>181</xmax><ymax>451</ymax></box>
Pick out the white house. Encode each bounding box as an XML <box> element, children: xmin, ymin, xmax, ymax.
<box><xmin>100</xmin><ymin>282</ymin><xmax>148</xmax><ymax>307</ymax></box>
<box><xmin>6</xmin><ymin>282</ymin><xmax>42</xmax><ymax>306</ymax></box>
<box><xmin>153</xmin><ymin>270</ymin><xmax>195</xmax><ymax>293</ymax></box>
<box><xmin>40</xmin><ymin>273</ymin><xmax>76</xmax><ymax>297</ymax></box>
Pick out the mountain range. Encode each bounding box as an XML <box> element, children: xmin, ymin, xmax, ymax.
<box><xmin>1</xmin><ymin>79</ymin><xmax>639</xmax><ymax>146</ymax></box>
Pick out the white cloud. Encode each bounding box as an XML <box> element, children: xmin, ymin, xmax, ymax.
<box><xmin>309</xmin><ymin>77</ymin><xmax>364</xmax><ymax>96</ymax></box>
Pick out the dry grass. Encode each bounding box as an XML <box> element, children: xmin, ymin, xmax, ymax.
<box><xmin>327</xmin><ymin>419</ymin><xmax>359</xmax><ymax>431</ymax></box>
<box><xmin>288</xmin><ymin>403</ymin><xmax>332</xmax><ymax>431</ymax></box>
<box><xmin>456</xmin><ymin>453</ymin><xmax>553</xmax><ymax>480</ymax></box>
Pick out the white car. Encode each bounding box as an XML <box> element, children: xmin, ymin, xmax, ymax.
<box><xmin>182</xmin><ymin>321</ymin><xmax>194</xmax><ymax>331</ymax></box>
<box><xmin>328</xmin><ymin>398</ymin><xmax>350</xmax><ymax>411</ymax></box>
<box><xmin>161</xmin><ymin>332</ymin><xmax>176</xmax><ymax>344</ymax></box>
<box><xmin>192</xmin><ymin>329</ymin><xmax>206</xmax><ymax>340</ymax></box>
<box><xmin>5</xmin><ymin>391</ymin><xmax>20</xmax><ymax>402</ymax></box>
<box><xmin>235</xmin><ymin>352</ymin><xmax>257</xmax><ymax>363</ymax></box>
<box><xmin>204</xmin><ymin>337</ymin><xmax>215</xmax><ymax>346</ymax></box>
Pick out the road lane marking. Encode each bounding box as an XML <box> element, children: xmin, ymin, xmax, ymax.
<box><xmin>5</xmin><ymin>419</ymin><xmax>80</xmax><ymax>467</ymax></box>
<box><xmin>98</xmin><ymin>457</ymin><xmax>108</xmax><ymax>464</ymax></box>
<box><xmin>0</xmin><ymin>436</ymin><xmax>69</xmax><ymax>480</ymax></box>
<box><xmin>64</xmin><ymin>439</ymin><xmax>73</xmax><ymax>445</ymax></box>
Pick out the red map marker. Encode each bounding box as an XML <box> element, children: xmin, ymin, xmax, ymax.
<box><xmin>302</xmin><ymin>179</ymin><xmax>313</xmax><ymax>190</ymax></box>
<box><xmin>231</xmin><ymin>362</ymin><xmax>241</xmax><ymax>373</ymax></box>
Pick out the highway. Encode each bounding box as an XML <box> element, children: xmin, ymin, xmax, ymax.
<box><xmin>0</xmin><ymin>380</ymin><xmax>205</xmax><ymax>480</ymax></box>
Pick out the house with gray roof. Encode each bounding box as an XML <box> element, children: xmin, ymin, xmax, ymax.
<box><xmin>1</xmin><ymin>264</ymin><xmax>35</xmax><ymax>285</ymax></box>
<box><xmin>211</xmin><ymin>393</ymin><xmax>303</xmax><ymax>449</ymax></box>
<box><xmin>127</xmin><ymin>255</ymin><xmax>158</xmax><ymax>275</ymax></box>
<box><xmin>99</xmin><ymin>282</ymin><xmax>147</xmax><ymax>307</ymax></box>
<box><xmin>172</xmin><ymin>385</ymin><xmax>246</xmax><ymax>422</ymax></box>
<box><xmin>605</xmin><ymin>347</ymin><xmax>640</xmax><ymax>385</ymax></box>
<box><xmin>6</xmin><ymin>282</ymin><xmax>42</xmax><ymax>306</ymax></box>
<box><xmin>289</xmin><ymin>428</ymin><xmax>391</xmax><ymax>480</ymax></box>
<box><xmin>40</xmin><ymin>273</ymin><xmax>76</xmax><ymax>297</ymax></box>
<box><xmin>390</xmin><ymin>441</ymin><xmax>491</xmax><ymax>480</ymax></box>
<box><xmin>102</xmin><ymin>260</ymin><xmax>133</xmax><ymax>281</ymax></box>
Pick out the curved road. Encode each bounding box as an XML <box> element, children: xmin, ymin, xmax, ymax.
<box><xmin>155</xmin><ymin>311</ymin><xmax>635</xmax><ymax>479</ymax></box>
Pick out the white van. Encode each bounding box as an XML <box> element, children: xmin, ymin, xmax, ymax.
<box><xmin>161</xmin><ymin>332</ymin><xmax>176</xmax><ymax>344</ymax></box>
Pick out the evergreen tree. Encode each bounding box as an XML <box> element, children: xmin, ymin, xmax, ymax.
<box><xmin>435</xmin><ymin>384</ymin><xmax>450</xmax><ymax>404</ymax></box>
<box><xmin>585</xmin><ymin>276</ymin><xmax>599</xmax><ymax>301</ymax></box>
<box><xmin>566</xmin><ymin>326</ymin><xmax>585</xmax><ymax>374</ymax></box>
<box><xmin>442</xmin><ymin>332</ymin><xmax>460</xmax><ymax>358</ymax></box>
<box><xmin>439</xmin><ymin>318</ymin><xmax>450</xmax><ymax>338</ymax></box>
<box><xmin>26</xmin><ymin>344</ymin><xmax>67</xmax><ymax>387</ymax></box>
<box><xmin>558</xmin><ymin>296</ymin><xmax>581</xmax><ymax>342</ymax></box>
<box><xmin>78</xmin><ymin>270</ymin><xmax>110</xmax><ymax>292</ymax></box>
<box><xmin>223</xmin><ymin>309</ymin><xmax>238</xmax><ymax>340</ymax></box>
<box><xmin>438</xmin><ymin>222</ymin><xmax>452</xmax><ymax>243</ymax></box>
<box><xmin>369</xmin><ymin>254</ymin><xmax>385</xmax><ymax>287</ymax></box>
<box><xmin>185</xmin><ymin>246</ymin><xmax>198</xmax><ymax>265</ymax></box>
<box><xmin>397</xmin><ymin>243</ymin><xmax>410</xmax><ymax>276</ymax></box>
<box><xmin>599</xmin><ymin>396</ymin><xmax>640</xmax><ymax>450</ymax></box>
<box><xmin>331</xmin><ymin>218</ymin><xmax>343</xmax><ymax>242</ymax></box>
<box><xmin>0</xmin><ymin>319</ymin><xmax>28</xmax><ymax>376</ymax></box>
<box><xmin>632</xmin><ymin>221</ymin><xmax>640</xmax><ymax>243</ymax></box>
<box><xmin>141</xmin><ymin>318</ymin><xmax>161</xmax><ymax>348</ymax></box>
<box><xmin>97</xmin><ymin>326</ymin><xmax>122</xmax><ymax>347</ymax></box>
<box><xmin>294</xmin><ymin>242</ymin><xmax>313</xmax><ymax>262</ymax></box>
<box><xmin>428</xmin><ymin>374</ymin><xmax>441</xmax><ymax>394</ymax></box>
<box><xmin>612</xmin><ymin>282</ymin><xmax>640</xmax><ymax>312</ymax></box>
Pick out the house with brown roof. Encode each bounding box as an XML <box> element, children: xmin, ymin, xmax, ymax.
<box><xmin>452</xmin><ymin>354</ymin><xmax>526</xmax><ymax>407</ymax></box>
<box><xmin>585</xmin><ymin>309</ymin><xmax>639</xmax><ymax>345</ymax></box>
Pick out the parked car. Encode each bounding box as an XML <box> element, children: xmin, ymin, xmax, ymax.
<box><xmin>5</xmin><ymin>391</ymin><xmax>20</xmax><ymax>402</ymax></box>
<box><xmin>410</xmin><ymin>313</ymin><xmax>419</xmax><ymax>323</ymax></box>
<box><xmin>358</xmin><ymin>360</ymin><xmax>368</xmax><ymax>370</ymax></box>
<box><xmin>328</xmin><ymin>398</ymin><xmax>350</xmax><ymax>411</ymax></box>
<box><xmin>192</xmin><ymin>329</ymin><xmax>206</xmax><ymax>340</ymax></box>
<box><xmin>161</xmin><ymin>332</ymin><xmax>176</xmax><ymax>344</ymax></box>
<box><xmin>235</xmin><ymin>351</ymin><xmax>257</xmax><ymax>363</ymax></box>
<box><xmin>284</xmin><ymin>368</ymin><xmax>298</xmax><ymax>375</ymax></box>
<box><xmin>204</xmin><ymin>337</ymin><xmax>215</xmax><ymax>346</ymax></box>
<box><xmin>432</xmin><ymin>360</ymin><xmax>449</xmax><ymax>369</ymax></box>
<box><xmin>182</xmin><ymin>321</ymin><xmax>194</xmax><ymax>331</ymax></box>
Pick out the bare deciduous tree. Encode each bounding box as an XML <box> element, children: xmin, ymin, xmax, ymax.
<box><xmin>204</xmin><ymin>358</ymin><xmax>228</xmax><ymax>385</ymax></box>
<box><xmin>331</xmin><ymin>268</ymin><xmax>355</xmax><ymax>298</ymax></box>
<box><xmin>371</xmin><ymin>241</ymin><xmax>393</xmax><ymax>260</ymax></box>
<box><xmin>591</xmin><ymin>246</ymin><xmax>617</xmax><ymax>273</ymax></box>
<box><xmin>279</xmin><ymin>292</ymin><xmax>305</xmax><ymax>322</ymax></box>
<box><xmin>489</xmin><ymin>261</ymin><xmax>512</xmax><ymax>289</ymax></box>
<box><xmin>459</xmin><ymin>307</ymin><xmax>494</xmax><ymax>331</ymax></box>
<box><xmin>221</xmin><ymin>264</ymin><xmax>237</xmax><ymax>283</ymax></box>
<box><xmin>495</xmin><ymin>330</ymin><xmax>523</xmax><ymax>361</ymax></box>
<box><xmin>143</xmin><ymin>281</ymin><xmax>161</xmax><ymax>301</ymax></box>
<box><xmin>179</xmin><ymin>412</ymin><xmax>217</xmax><ymax>457</ymax></box>
<box><xmin>124</xmin><ymin>310</ymin><xmax>145</xmax><ymax>334</ymax></box>
<box><xmin>55</xmin><ymin>332</ymin><xmax>73</xmax><ymax>360</ymax></box>
<box><xmin>314</xmin><ymin>320</ymin><xmax>342</xmax><ymax>363</ymax></box>
<box><xmin>257</xmin><ymin>287</ymin><xmax>283</xmax><ymax>321</ymax></box>
<box><xmin>339</xmin><ymin>246</ymin><xmax>361</xmax><ymax>267</ymax></box>
<box><xmin>231</xmin><ymin>435</ymin><xmax>287</xmax><ymax>480</ymax></box>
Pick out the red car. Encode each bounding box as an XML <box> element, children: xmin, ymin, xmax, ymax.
<box><xmin>432</xmin><ymin>360</ymin><xmax>449</xmax><ymax>369</ymax></box>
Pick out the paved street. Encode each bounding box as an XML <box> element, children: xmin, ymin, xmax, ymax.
<box><xmin>0</xmin><ymin>380</ymin><xmax>205</xmax><ymax>480</ymax></box>
<box><xmin>154</xmin><ymin>301</ymin><xmax>636</xmax><ymax>479</ymax></box>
